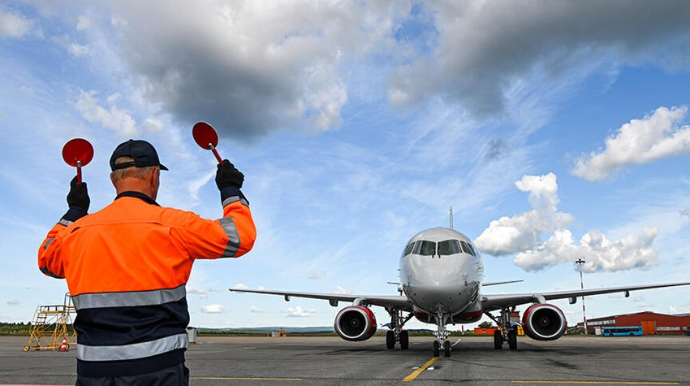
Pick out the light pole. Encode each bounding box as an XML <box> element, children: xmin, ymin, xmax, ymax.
<box><xmin>575</xmin><ymin>258</ymin><xmax>587</xmax><ymax>335</ymax></box>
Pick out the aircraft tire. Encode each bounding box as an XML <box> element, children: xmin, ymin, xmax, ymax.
<box><xmin>433</xmin><ymin>341</ymin><xmax>440</xmax><ymax>357</ymax></box>
<box><xmin>443</xmin><ymin>340</ymin><xmax>451</xmax><ymax>357</ymax></box>
<box><xmin>386</xmin><ymin>330</ymin><xmax>395</xmax><ymax>349</ymax></box>
<box><xmin>400</xmin><ymin>330</ymin><xmax>409</xmax><ymax>350</ymax></box>
<box><xmin>493</xmin><ymin>330</ymin><xmax>502</xmax><ymax>350</ymax></box>
<box><xmin>508</xmin><ymin>330</ymin><xmax>517</xmax><ymax>350</ymax></box>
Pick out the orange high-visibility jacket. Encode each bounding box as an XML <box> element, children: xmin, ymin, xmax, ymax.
<box><xmin>38</xmin><ymin>191</ymin><xmax>256</xmax><ymax>377</ymax></box>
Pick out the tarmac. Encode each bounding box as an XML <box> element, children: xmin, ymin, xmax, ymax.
<box><xmin>1</xmin><ymin>334</ymin><xmax>688</xmax><ymax>386</ymax></box>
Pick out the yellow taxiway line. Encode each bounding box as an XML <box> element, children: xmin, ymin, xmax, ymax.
<box><xmin>513</xmin><ymin>382</ymin><xmax>679</xmax><ymax>385</ymax></box>
<box><xmin>403</xmin><ymin>357</ymin><xmax>439</xmax><ymax>382</ymax></box>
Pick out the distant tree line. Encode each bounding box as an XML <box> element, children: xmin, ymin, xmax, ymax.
<box><xmin>0</xmin><ymin>322</ymin><xmax>33</xmax><ymax>335</ymax></box>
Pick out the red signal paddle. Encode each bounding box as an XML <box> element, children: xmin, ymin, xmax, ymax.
<box><xmin>192</xmin><ymin>121</ymin><xmax>223</xmax><ymax>164</ymax></box>
<box><xmin>62</xmin><ymin>138</ymin><xmax>94</xmax><ymax>186</ymax></box>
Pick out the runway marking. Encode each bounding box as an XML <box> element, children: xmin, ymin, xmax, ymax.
<box><xmin>403</xmin><ymin>357</ymin><xmax>439</xmax><ymax>382</ymax></box>
<box><xmin>193</xmin><ymin>377</ymin><xmax>302</xmax><ymax>381</ymax></box>
<box><xmin>512</xmin><ymin>381</ymin><xmax>679</xmax><ymax>385</ymax></box>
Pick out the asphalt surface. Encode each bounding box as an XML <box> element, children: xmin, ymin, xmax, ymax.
<box><xmin>1</xmin><ymin>335</ymin><xmax>688</xmax><ymax>385</ymax></box>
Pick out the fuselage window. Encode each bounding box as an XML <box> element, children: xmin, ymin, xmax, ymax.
<box><xmin>460</xmin><ymin>241</ymin><xmax>475</xmax><ymax>256</ymax></box>
<box><xmin>413</xmin><ymin>240</ymin><xmax>436</xmax><ymax>256</ymax></box>
<box><xmin>438</xmin><ymin>239</ymin><xmax>461</xmax><ymax>256</ymax></box>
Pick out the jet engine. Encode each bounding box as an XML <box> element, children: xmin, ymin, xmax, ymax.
<box><xmin>334</xmin><ymin>306</ymin><xmax>377</xmax><ymax>341</ymax></box>
<box><xmin>522</xmin><ymin>303</ymin><xmax>567</xmax><ymax>341</ymax></box>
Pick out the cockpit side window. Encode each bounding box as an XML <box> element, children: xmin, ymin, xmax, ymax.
<box><xmin>467</xmin><ymin>243</ymin><xmax>478</xmax><ymax>256</ymax></box>
<box><xmin>404</xmin><ymin>242</ymin><xmax>415</xmax><ymax>256</ymax></box>
<box><xmin>438</xmin><ymin>239</ymin><xmax>461</xmax><ymax>256</ymax></box>
<box><xmin>460</xmin><ymin>240</ymin><xmax>475</xmax><ymax>256</ymax></box>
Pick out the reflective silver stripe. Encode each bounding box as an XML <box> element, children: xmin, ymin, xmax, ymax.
<box><xmin>222</xmin><ymin>196</ymin><xmax>249</xmax><ymax>207</ymax></box>
<box><xmin>58</xmin><ymin>219</ymin><xmax>73</xmax><ymax>226</ymax></box>
<box><xmin>218</xmin><ymin>217</ymin><xmax>240</xmax><ymax>258</ymax></box>
<box><xmin>42</xmin><ymin>238</ymin><xmax>54</xmax><ymax>251</ymax></box>
<box><xmin>77</xmin><ymin>333</ymin><xmax>188</xmax><ymax>361</ymax></box>
<box><xmin>72</xmin><ymin>285</ymin><xmax>186</xmax><ymax>310</ymax></box>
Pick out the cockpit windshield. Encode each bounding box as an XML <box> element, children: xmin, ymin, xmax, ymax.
<box><xmin>404</xmin><ymin>239</ymin><xmax>476</xmax><ymax>257</ymax></box>
<box><xmin>438</xmin><ymin>239</ymin><xmax>461</xmax><ymax>255</ymax></box>
<box><xmin>413</xmin><ymin>240</ymin><xmax>436</xmax><ymax>256</ymax></box>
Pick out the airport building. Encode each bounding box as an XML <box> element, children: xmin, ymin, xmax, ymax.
<box><xmin>578</xmin><ymin>311</ymin><xmax>690</xmax><ymax>335</ymax></box>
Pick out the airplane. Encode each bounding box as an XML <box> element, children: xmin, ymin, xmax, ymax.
<box><xmin>230</xmin><ymin>226</ymin><xmax>690</xmax><ymax>357</ymax></box>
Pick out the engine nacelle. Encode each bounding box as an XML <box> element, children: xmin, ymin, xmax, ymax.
<box><xmin>522</xmin><ymin>303</ymin><xmax>567</xmax><ymax>341</ymax></box>
<box><xmin>334</xmin><ymin>306</ymin><xmax>377</xmax><ymax>342</ymax></box>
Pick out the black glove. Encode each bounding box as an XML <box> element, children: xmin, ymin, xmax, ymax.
<box><xmin>67</xmin><ymin>176</ymin><xmax>90</xmax><ymax>212</ymax></box>
<box><xmin>215</xmin><ymin>160</ymin><xmax>244</xmax><ymax>190</ymax></box>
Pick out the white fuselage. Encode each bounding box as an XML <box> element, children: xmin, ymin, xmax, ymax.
<box><xmin>399</xmin><ymin>227</ymin><xmax>484</xmax><ymax>322</ymax></box>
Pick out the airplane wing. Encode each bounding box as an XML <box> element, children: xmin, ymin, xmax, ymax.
<box><xmin>481</xmin><ymin>281</ymin><xmax>690</xmax><ymax>311</ymax></box>
<box><xmin>229</xmin><ymin>288</ymin><xmax>414</xmax><ymax>312</ymax></box>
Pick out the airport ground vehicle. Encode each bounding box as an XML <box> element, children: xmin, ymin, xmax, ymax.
<box><xmin>602</xmin><ymin>326</ymin><xmax>643</xmax><ymax>336</ymax></box>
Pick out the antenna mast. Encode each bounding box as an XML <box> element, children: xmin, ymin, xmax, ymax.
<box><xmin>449</xmin><ymin>206</ymin><xmax>454</xmax><ymax>229</ymax></box>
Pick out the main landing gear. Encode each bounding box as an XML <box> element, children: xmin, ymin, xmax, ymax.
<box><xmin>487</xmin><ymin>308</ymin><xmax>518</xmax><ymax>350</ymax></box>
<box><xmin>385</xmin><ymin>308</ymin><xmax>413</xmax><ymax>350</ymax></box>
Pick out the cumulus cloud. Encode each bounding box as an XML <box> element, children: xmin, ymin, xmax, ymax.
<box><xmin>16</xmin><ymin>1</ymin><xmax>690</xmax><ymax>142</ymax></box>
<box><xmin>333</xmin><ymin>286</ymin><xmax>352</xmax><ymax>295</ymax></box>
<box><xmin>573</xmin><ymin>106</ymin><xmax>690</xmax><ymax>182</ymax></box>
<box><xmin>476</xmin><ymin>173</ymin><xmax>660</xmax><ymax>272</ymax></box>
<box><xmin>250</xmin><ymin>306</ymin><xmax>266</xmax><ymax>313</ymax></box>
<box><xmin>475</xmin><ymin>173</ymin><xmax>573</xmax><ymax>255</ymax></box>
<box><xmin>186</xmin><ymin>286</ymin><xmax>206</xmax><ymax>295</ymax></box>
<box><xmin>391</xmin><ymin>1</ymin><xmax>690</xmax><ymax>116</ymax></box>
<box><xmin>514</xmin><ymin>227</ymin><xmax>659</xmax><ymax>272</ymax></box>
<box><xmin>200</xmin><ymin>304</ymin><xmax>225</xmax><ymax>313</ymax></box>
<box><xmin>105</xmin><ymin>0</ymin><xmax>405</xmax><ymax>141</ymax></box>
<box><xmin>231</xmin><ymin>283</ymin><xmax>250</xmax><ymax>291</ymax></box>
<box><xmin>286</xmin><ymin>306</ymin><xmax>315</xmax><ymax>317</ymax></box>
<box><xmin>75</xmin><ymin>90</ymin><xmax>137</xmax><ymax>136</ymax></box>
<box><xmin>0</xmin><ymin>7</ymin><xmax>34</xmax><ymax>38</ymax></box>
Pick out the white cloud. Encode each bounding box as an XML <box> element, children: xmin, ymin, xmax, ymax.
<box><xmin>186</xmin><ymin>286</ymin><xmax>206</xmax><ymax>295</ymax></box>
<box><xmin>250</xmin><ymin>306</ymin><xmax>266</xmax><ymax>314</ymax></box>
<box><xmin>476</xmin><ymin>173</ymin><xmax>660</xmax><ymax>272</ymax></box>
<box><xmin>103</xmin><ymin>0</ymin><xmax>403</xmax><ymax>141</ymax></box>
<box><xmin>231</xmin><ymin>283</ymin><xmax>249</xmax><ymax>291</ymax></box>
<box><xmin>286</xmin><ymin>306</ymin><xmax>315</xmax><ymax>318</ymax></box>
<box><xmin>333</xmin><ymin>286</ymin><xmax>352</xmax><ymax>295</ymax></box>
<box><xmin>0</xmin><ymin>7</ymin><xmax>33</xmax><ymax>38</ymax></box>
<box><xmin>74</xmin><ymin>89</ymin><xmax>137</xmax><ymax>136</ymax></box>
<box><xmin>514</xmin><ymin>227</ymin><xmax>659</xmax><ymax>272</ymax></box>
<box><xmin>76</xmin><ymin>15</ymin><xmax>91</xmax><ymax>32</ymax></box>
<box><xmin>475</xmin><ymin>173</ymin><xmax>573</xmax><ymax>255</ymax></box>
<box><xmin>200</xmin><ymin>304</ymin><xmax>225</xmax><ymax>313</ymax></box>
<box><xmin>669</xmin><ymin>305</ymin><xmax>690</xmax><ymax>314</ymax></box>
<box><xmin>572</xmin><ymin>106</ymin><xmax>690</xmax><ymax>182</ymax></box>
<box><xmin>6</xmin><ymin>299</ymin><xmax>21</xmax><ymax>307</ymax></box>
<box><xmin>679</xmin><ymin>208</ymin><xmax>690</xmax><ymax>218</ymax></box>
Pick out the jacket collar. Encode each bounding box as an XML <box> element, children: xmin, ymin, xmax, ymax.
<box><xmin>115</xmin><ymin>191</ymin><xmax>160</xmax><ymax>206</ymax></box>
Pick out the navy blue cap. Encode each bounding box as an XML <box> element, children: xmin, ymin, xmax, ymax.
<box><xmin>109</xmin><ymin>139</ymin><xmax>169</xmax><ymax>171</ymax></box>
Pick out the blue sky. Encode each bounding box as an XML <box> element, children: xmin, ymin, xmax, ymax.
<box><xmin>2</xmin><ymin>0</ymin><xmax>690</xmax><ymax>331</ymax></box>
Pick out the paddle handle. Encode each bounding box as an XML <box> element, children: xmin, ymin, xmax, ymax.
<box><xmin>76</xmin><ymin>161</ymin><xmax>83</xmax><ymax>186</ymax></box>
<box><xmin>209</xmin><ymin>144</ymin><xmax>223</xmax><ymax>164</ymax></box>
